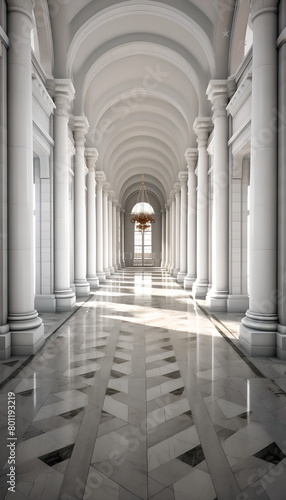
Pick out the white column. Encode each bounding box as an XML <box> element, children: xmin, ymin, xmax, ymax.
<box><xmin>277</xmin><ymin>3</ymin><xmax>286</xmax><ymax>359</ymax></box>
<box><xmin>164</xmin><ymin>203</ymin><xmax>170</xmax><ymax>270</ymax></box>
<box><xmin>121</xmin><ymin>209</ymin><xmax>125</xmax><ymax>267</ymax></box>
<box><xmin>117</xmin><ymin>205</ymin><xmax>122</xmax><ymax>269</ymax></box>
<box><xmin>177</xmin><ymin>171</ymin><xmax>189</xmax><ymax>283</ymax></box>
<box><xmin>169</xmin><ymin>191</ymin><xmax>175</xmax><ymax>274</ymax></box>
<box><xmin>240</xmin><ymin>0</ymin><xmax>278</xmax><ymax>356</ymax></box>
<box><xmin>161</xmin><ymin>209</ymin><xmax>166</xmax><ymax>268</ymax></box>
<box><xmin>53</xmin><ymin>80</ymin><xmax>76</xmax><ymax>311</ymax></box>
<box><xmin>85</xmin><ymin>148</ymin><xmax>99</xmax><ymax>289</ymax></box>
<box><xmin>0</xmin><ymin>29</ymin><xmax>10</xmax><ymax>358</ymax></box>
<box><xmin>184</xmin><ymin>150</ymin><xmax>198</xmax><ymax>289</ymax></box>
<box><xmin>192</xmin><ymin>118</ymin><xmax>212</xmax><ymax>297</ymax></box>
<box><xmin>173</xmin><ymin>183</ymin><xmax>181</xmax><ymax>277</ymax></box>
<box><xmin>206</xmin><ymin>81</ymin><xmax>229</xmax><ymax>311</ymax></box>
<box><xmin>72</xmin><ymin>116</ymin><xmax>90</xmax><ymax>296</ymax></box>
<box><xmin>95</xmin><ymin>171</ymin><xmax>106</xmax><ymax>282</ymax></box>
<box><xmin>113</xmin><ymin>201</ymin><xmax>118</xmax><ymax>271</ymax></box>
<box><xmin>108</xmin><ymin>191</ymin><xmax>114</xmax><ymax>274</ymax></box>
<box><xmin>7</xmin><ymin>0</ymin><xmax>44</xmax><ymax>354</ymax></box>
<box><xmin>103</xmin><ymin>183</ymin><xmax>110</xmax><ymax>277</ymax></box>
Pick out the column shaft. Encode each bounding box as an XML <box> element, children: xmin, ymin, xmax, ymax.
<box><xmin>103</xmin><ymin>184</ymin><xmax>110</xmax><ymax>277</ymax></box>
<box><xmin>161</xmin><ymin>210</ymin><xmax>166</xmax><ymax>268</ymax></box>
<box><xmin>169</xmin><ymin>193</ymin><xmax>175</xmax><ymax>274</ymax></box>
<box><xmin>206</xmin><ymin>81</ymin><xmax>229</xmax><ymax>311</ymax></box>
<box><xmin>192</xmin><ymin>118</ymin><xmax>212</xmax><ymax>298</ymax></box>
<box><xmin>95</xmin><ymin>172</ymin><xmax>106</xmax><ymax>282</ymax></box>
<box><xmin>108</xmin><ymin>195</ymin><xmax>114</xmax><ymax>274</ymax></box>
<box><xmin>117</xmin><ymin>206</ymin><xmax>122</xmax><ymax>269</ymax></box>
<box><xmin>183</xmin><ymin>151</ymin><xmax>197</xmax><ymax>289</ymax></box>
<box><xmin>178</xmin><ymin>171</ymin><xmax>189</xmax><ymax>283</ymax></box>
<box><xmin>173</xmin><ymin>184</ymin><xmax>181</xmax><ymax>277</ymax></box>
<box><xmin>113</xmin><ymin>202</ymin><xmax>118</xmax><ymax>271</ymax></box>
<box><xmin>164</xmin><ymin>204</ymin><xmax>169</xmax><ymax>270</ymax></box>
<box><xmin>73</xmin><ymin>117</ymin><xmax>90</xmax><ymax>296</ymax></box>
<box><xmin>86</xmin><ymin>148</ymin><xmax>99</xmax><ymax>288</ymax></box>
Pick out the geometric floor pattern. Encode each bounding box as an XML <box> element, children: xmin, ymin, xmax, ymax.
<box><xmin>0</xmin><ymin>269</ymin><xmax>286</xmax><ymax>499</ymax></box>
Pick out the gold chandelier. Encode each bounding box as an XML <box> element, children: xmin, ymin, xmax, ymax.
<box><xmin>130</xmin><ymin>175</ymin><xmax>155</xmax><ymax>232</ymax></box>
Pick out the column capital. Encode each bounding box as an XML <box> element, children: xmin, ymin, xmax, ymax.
<box><xmin>165</xmin><ymin>202</ymin><xmax>170</xmax><ymax>209</ymax></box>
<box><xmin>169</xmin><ymin>190</ymin><xmax>175</xmax><ymax>202</ymax></box>
<box><xmin>161</xmin><ymin>208</ymin><xmax>166</xmax><ymax>214</ymax></box>
<box><xmin>103</xmin><ymin>182</ymin><xmax>110</xmax><ymax>194</ymax></box>
<box><xmin>95</xmin><ymin>170</ymin><xmax>105</xmax><ymax>186</ymax></box>
<box><xmin>7</xmin><ymin>0</ymin><xmax>34</xmax><ymax>19</ymax></box>
<box><xmin>70</xmin><ymin>115</ymin><xmax>89</xmax><ymax>145</ymax></box>
<box><xmin>116</xmin><ymin>202</ymin><xmax>121</xmax><ymax>211</ymax></box>
<box><xmin>193</xmin><ymin>117</ymin><xmax>212</xmax><ymax>147</ymax></box>
<box><xmin>108</xmin><ymin>190</ymin><xmax>115</xmax><ymax>200</ymax></box>
<box><xmin>85</xmin><ymin>147</ymin><xmax>99</xmax><ymax>170</ymax></box>
<box><xmin>174</xmin><ymin>183</ymin><xmax>181</xmax><ymax>196</ymax></box>
<box><xmin>206</xmin><ymin>80</ymin><xmax>228</xmax><ymax>120</ymax></box>
<box><xmin>250</xmin><ymin>0</ymin><xmax>278</xmax><ymax>21</ymax></box>
<box><xmin>178</xmin><ymin>171</ymin><xmax>188</xmax><ymax>186</ymax></box>
<box><xmin>52</xmin><ymin>79</ymin><xmax>75</xmax><ymax>118</ymax></box>
<box><xmin>185</xmin><ymin>148</ymin><xmax>197</xmax><ymax>169</ymax></box>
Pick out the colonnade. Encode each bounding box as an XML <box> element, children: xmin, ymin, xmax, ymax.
<box><xmin>162</xmin><ymin>0</ymin><xmax>283</xmax><ymax>358</ymax></box>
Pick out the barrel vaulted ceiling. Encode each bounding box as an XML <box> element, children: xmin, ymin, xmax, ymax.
<box><xmin>43</xmin><ymin>0</ymin><xmax>250</xmax><ymax>207</ymax></box>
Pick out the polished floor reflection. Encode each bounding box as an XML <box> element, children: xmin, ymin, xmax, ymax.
<box><xmin>1</xmin><ymin>269</ymin><xmax>286</xmax><ymax>500</ymax></box>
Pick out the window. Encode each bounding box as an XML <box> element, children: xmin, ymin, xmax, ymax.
<box><xmin>133</xmin><ymin>225</ymin><xmax>153</xmax><ymax>266</ymax></box>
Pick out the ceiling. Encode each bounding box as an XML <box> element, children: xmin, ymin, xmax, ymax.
<box><xmin>44</xmin><ymin>0</ymin><xmax>244</xmax><ymax>208</ymax></box>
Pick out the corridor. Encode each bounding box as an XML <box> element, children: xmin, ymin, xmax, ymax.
<box><xmin>1</xmin><ymin>270</ymin><xmax>286</xmax><ymax>500</ymax></box>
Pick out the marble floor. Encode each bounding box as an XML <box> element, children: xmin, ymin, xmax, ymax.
<box><xmin>1</xmin><ymin>269</ymin><xmax>286</xmax><ymax>500</ymax></box>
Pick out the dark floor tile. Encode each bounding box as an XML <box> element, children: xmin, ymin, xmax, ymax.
<box><xmin>177</xmin><ymin>444</ymin><xmax>205</xmax><ymax>467</ymax></box>
<box><xmin>38</xmin><ymin>443</ymin><xmax>75</xmax><ymax>467</ymax></box>
<box><xmin>254</xmin><ymin>442</ymin><xmax>286</xmax><ymax>465</ymax></box>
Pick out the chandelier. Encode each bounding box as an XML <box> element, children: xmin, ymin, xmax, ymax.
<box><xmin>130</xmin><ymin>175</ymin><xmax>155</xmax><ymax>232</ymax></box>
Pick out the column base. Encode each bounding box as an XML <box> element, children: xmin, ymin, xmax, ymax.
<box><xmin>0</xmin><ymin>324</ymin><xmax>11</xmax><ymax>360</ymax></box>
<box><xmin>276</xmin><ymin>325</ymin><xmax>286</xmax><ymax>360</ymax></box>
<box><xmin>88</xmin><ymin>276</ymin><xmax>99</xmax><ymax>289</ymax></box>
<box><xmin>173</xmin><ymin>268</ymin><xmax>179</xmax><ymax>277</ymax></box>
<box><xmin>239</xmin><ymin>324</ymin><xmax>276</xmax><ymax>357</ymax></box>
<box><xmin>97</xmin><ymin>271</ymin><xmax>106</xmax><ymax>283</ymax></box>
<box><xmin>192</xmin><ymin>281</ymin><xmax>208</xmax><ymax>299</ymax></box>
<box><xmin>206</xmin><ymin>290</ymin><xmax>228</xmax><ymax>311</ymax></box>
<box><xmin>109</xmin><ymin>267</ymin><xmax>115</xmax><ymax>275</ymax></box>
<box><xmin>184</xmin><ymin>275</ymin><xmax>196</xmax><ymax>290</ymax></box>
<box><xmin>55</xmin><ymin>290</ymin><xmax>76</xmax><ymax>312</ymax></box>
<box><xmin>177</xmin><ymin>272</ymin><xmax>187</xmax><ymax>283</ymax></box>
<box><xmin>11</xmin><ymin>323</ymin><xmax>45</xmax><ymax>356</ymax></box>
<box><xmin>239</xmin><ymin>311</ymin><xmax>277</xmax><ymax>356</ymax></box>
<box><xmin>75</xmin><ymin>281</ymin><xmax>91</xmax><ymax>297</ymax></box>
<box><xmin>117</xmin><ymin>263</ymin><xmax>122</xmax><ymax>270</ymax></box>
<box><xmin>114</xmin><ymin>265</ymin><xmax>118</xmax><ymax>272</ymax></box>
<box><xmin>35</xmin><ymin>295</ymin><xmax>56</xmax><ymax>313</ymax></box>
<box><xmin>104</xmin><ymin>268</ymin><xmax>111</xmax><ymax>278</ymax></box>
<box><xmin>169</xmin><ymin>267</ymin><xmax>174</xmax><ymax>275</ymax></box>
<box><xmin>8</xmin><ymin>313</ymin><xmax>45</xmax><ymax>356</ymax></box>
<box><xmin>227</xmin><ymin>295</ymin><xmax>249</xmax><ymax>313</ymax></box>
